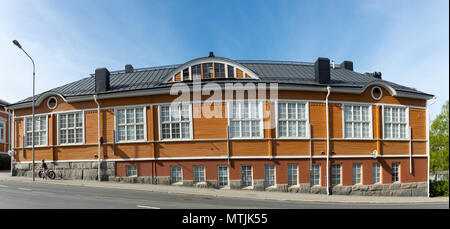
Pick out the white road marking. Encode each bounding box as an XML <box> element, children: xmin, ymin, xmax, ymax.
<box><xmin>137</xmin><ymin>205</ymin><xmax>160</xmax><ymax>209</ymax></box>
<box><xmin>18</xmin><ymin>188</ymin><xmax>33</xmax><ymax>191</ymax></box>
<box><xmin>0</xmin><ymin>185</ymin><xmax>8</xmax><ymax>188</ymax></box>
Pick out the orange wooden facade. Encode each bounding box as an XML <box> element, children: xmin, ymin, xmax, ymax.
<box><xmin>11</xmin><ymin>85</ymin><xmax>429</xmax><ymax>185</ymax></box>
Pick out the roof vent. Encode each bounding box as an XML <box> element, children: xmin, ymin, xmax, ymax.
<box><xmin>125</xmin><ymin>64</ymin><xmax>134</xmax><ymax>73</ymax></box>
<box><xmin>341</xmin><ymin>61</ymin><xmax>353</xmax><ymax>71</ymax></box>
<box><xmin>95</xmin><ymin>67</ymin><xmax>110</xmax><ymax>93</ymax></box>
<box><xmin>209</xmin><ymin>51</ymin><xmax>215</xmax><ymax>57</ymax></box>
<box><xmin>314</xmin><ymin>57</ymin><xmax>331</xmax><ymax>84</ymax></box>
<box><xmin>373</xmin><ymin>72</ymin><xmax>382</xmax><ymax>79</ymax></box>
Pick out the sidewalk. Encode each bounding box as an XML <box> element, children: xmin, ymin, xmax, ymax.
<box><xmin>0</xmin><ymin>171</ymin><xmax>448</xmax><ymax>204</ymax></box>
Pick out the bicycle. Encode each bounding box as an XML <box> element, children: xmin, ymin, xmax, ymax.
<box><xmin>38</xmin><ymin>168</ymin><xmax>56</xmax><ymax>180</ymax></box>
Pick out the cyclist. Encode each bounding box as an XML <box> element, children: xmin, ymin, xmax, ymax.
<box><xmin>41</xmin><ymin>160</ymin><xmax>49</xmax><ymax>180</ymax></box>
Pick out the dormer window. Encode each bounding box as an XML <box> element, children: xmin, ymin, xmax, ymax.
<box><xmin>166</xmin><ymin>57</ymin><xmax>259</xmax><ymax>83</ymax></box>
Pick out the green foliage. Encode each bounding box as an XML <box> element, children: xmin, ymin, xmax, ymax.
<box><xmin>430</xmin><ymin>101</ymin><xmax>449</xmax><ymax>173</ymax></box>
<box><xmin>0</xmin><ymin>155</ymin><xmax>10</xmax><ymax>170</ymax></box>
<box><xmin>430</xmin><ymin>180</ymin><xmax>449</xmax><ymax>197</ymax></box>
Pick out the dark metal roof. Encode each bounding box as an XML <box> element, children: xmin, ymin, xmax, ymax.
<box><xmin>0</xmin><ymin>99</ymin><xmax>10</xmax><ymax>106</ymax></box>
<box><xmin>12</xmin><ymin>60</ymin><xmax>431</xmax><ymax>105</ymax></box>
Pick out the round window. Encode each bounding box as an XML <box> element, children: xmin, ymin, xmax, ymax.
<box><xmin>371</xmin><ymin>86</ymin><xmax>383</xmax><ymax>100</ymax></box>
<box><xmin>47</xmin><ymin>97</ymin><xmax>58</xmax><ymax>110</ymax></box>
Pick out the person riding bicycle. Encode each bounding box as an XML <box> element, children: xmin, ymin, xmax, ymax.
<box><xmin>41</xmin><ymin>160</ymin><xmax>49</xmax><ymax>180</ymax></box>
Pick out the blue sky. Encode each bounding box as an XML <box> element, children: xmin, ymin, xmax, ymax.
<box><xmin>0</xmin><ymin>0</ymin><xmax>448</xmax><ymax>120</ymax></box>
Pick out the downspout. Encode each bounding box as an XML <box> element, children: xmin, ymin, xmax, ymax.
<box><xmin>93</xmin><ymin>95</ymin><xmax>101</xmax><ymax>182</ymax></box>
<box><xmin>426</xmin><ymin>96</ymin><xmax>436</xmax><ymax>197</ymax></box>
<box><xmin>325</xmin><ymin>86</ymin><xmax>331</xmax><ymax>195</ymax></box>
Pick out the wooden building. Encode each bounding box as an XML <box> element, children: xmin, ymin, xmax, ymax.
<box><xmin>7</xmin><ymin>54</ymin><xmax>435</xmax><ymax>196</ymax></box>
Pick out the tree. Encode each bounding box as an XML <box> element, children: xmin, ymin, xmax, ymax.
<box><xmin>430</xmin><ymin>100</ymin><xmax>449</xmax><ymax>176</ymax></box>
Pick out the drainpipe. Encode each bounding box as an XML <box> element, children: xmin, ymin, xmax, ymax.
<box><xmin>93</xmin><ymin>95</ymin><xmax>101</xmax><ymax>182</ymax></box>
<box><xmin>325</xmin><ymin>86</ymin><xmax>331</xmax><ymax>195</ymax></box>
<box><xmin>426</xmin><ymin>96</ymin><xmax>436</xmax><ymax>197</ymax></box>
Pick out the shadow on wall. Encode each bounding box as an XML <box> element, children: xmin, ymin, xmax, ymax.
<box><xmin>0</xmin><ymin>155</ymin><xmax>11</xmax><ymax>170</ymax></box>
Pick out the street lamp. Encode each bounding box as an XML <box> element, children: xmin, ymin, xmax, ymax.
<box><xmin>13</xmin><ymin>40</ymin><xmax>36</xmax><ymax>182</ymax></box>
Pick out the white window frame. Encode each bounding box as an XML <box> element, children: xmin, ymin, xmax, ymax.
<box><xmin>382</xmin><ymin>105</ymin><xmax>410</xmax><ymax>140</ymax></box>
<box><xmin>310</xmin><ymin>164</ymin><xmax>320</xmax><ymax>186</ymax></box>
<box><xmin>57</xmin><ymin>111</ymin><xmax>85</xmax><ymax>145</ymax></box>
<box><xmin>217</xmin><ymin>165</ymin><xmax>229</xmax><ymax>187</ymax></box>
<box><xmin>126</xmin><ymin>165</ymin><xmax>137</xmax><ymax>177</ymax></box>
<box><xmin>264</xmin><ymin>164</ymin><xmax>276</xmax><ymax>187</ymax></box>
<box><xmin>170</xmin><ymin>166</ymin><xmax>183</xmax><ymax>184</ymax></box>
<box><xmin>241</xmin><ymin>165</ymin><xmax>253</xmax><ymax>187</ymax></box>
<box><xmin>115</xmin><ymin>106</ymin><xmax>147</xmax><ymax>143</ymax></box>
<box><xmin>193</xmin><ymin>165</ymin><xmax>206</xmax><ymax>184</ymax></box>
<box><xmin>392</xmin><ymin>162</ymin><xmax>400</xmax><ymax>183</ymax></box>
<box><xmin>342</xmin><ymin>104</ymin><xmax>373</xmax><ymax>139</ymax></box>
<box><xmin>276</xmin><ymin>101</ymin><xmax>310</xmax><ymax>139</ymax></box>
<box><xmin>0</xmin><ymin>119</ymin><xmax>6</xmax><ymax>143</ymax></box>
<box><xmin>24</xmin><ymin>115</ymin><xmax>48</xmax><ymax>147</ymax></box>
<box><xmin>331</xmin><ymin>164</ymin><xmax>342</xmax><ymax>186</ymax></box>
<box><xmin>373</xmin><ymin>162</ymin><xmax>381</xmax><ymax>184</ymax></box>
<box><xmin>287</xmin><ymin>163</ymin><xmax>298</xmax><ymax>187</ymax></box>
<box><xmin>352</xmin><ymin>163</ymin><xmax>362</xmax><ymax>185</ymax></box>
<box><xmin>158</xmin><ymin>103</ymin><xmax>193</xmax><ymax>141</ymax></box>
<box><xmin>227</xmin><ymin>101</ymin><xmax>264</xmax><ymax>139</ymax></box>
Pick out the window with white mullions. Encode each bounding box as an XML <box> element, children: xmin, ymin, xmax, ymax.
<box><xmin>160</xmin><ymin>104</ymin><xmax>191</xmax><ymax>140</ymax></box>
<box><xmin>278</xmin><ymin>102</ymin><xmax>308</xmax><ymax>138</ymax></box>
<box><xmin>331</xmin><ymin>164</ymin><xmax>341</xmax><ymax>185</ymax></box>
<box><xmin>193</xmin><ymin>166</ymin><xmax>206</xmax><ymax>183</ymax></box>
<box><xmin>287</xmin><ymin>164</ymin><xmax>298</xmax><ymax>186</ymax></box>
<box><xmin>25</xmin><ymin>116</ymin><xmax>48</xmax><ymax>146</ymax></box>
<box><xmin>310</xmin><ymin>164</ymin><xmax>320</xmax><ymax>186</ymax></box>
<box><xmin>171</xmin><ymin>166</ymin><xmax>183</xmax><ymax>184</ymax></box>
<box><xmin>373</xmin><ymin>162</ymin><xmax>381</xmax><ymax>184</ymax></box>
<box><xmin>0</xmin><ymin>120</ymin><xmax>6</xmax><ymax>143</ymax></box>
<box><xmin>343</xmin><ymin>104</ymin><xmax>372</xmax><ymax>139</ymax></box>
<box><xmin>383</xmin><ymin>106</ymin><xmax>408</xmax><ymax>139</ymax></box>
<box><xmin>241</xmin><ymin>165</ymin><xmax>253</xmax><ymax>187</ymax></box>
<box><xmin>117</xmin><ymin>107</ymin><xmax>145</xmax><ymax>142</ymax></box>
<box><xmin>217</xmin><ymin>165</ymin><xmax>229</xmax><ymax>187</ymax></box>
<box><xmin>230</xmin><ymin>102</ymin><xmax>261</xmax><ymax>138</ymax></box>
<box><xmin>353</xmin><ymin>163</ymin><xmax>362</xmax><ymax>185</ymax></box>
<box><xmin>58</xmin><ymin>112</ymin><xmax>83</xmax><ymax>144</ymax></box>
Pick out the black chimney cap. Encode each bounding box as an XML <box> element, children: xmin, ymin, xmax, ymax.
<box><xmin>209</xmin><ymin>51</ymin><xmax>215</xmax><ymax>57</ymax></box>
<box><xmin>341</xmin><ymin>61</ymin><xmax>353</xmax><ymax>71</ymax></box>
<box><xmin>125</xmin><ymin>64</ymin><xmax>134</xmax><ymax>73</ymax></box>
<box><xmin>95</xmin><ymin>67</ymin><xmax>111</xmax><ymax>93</ymax></box>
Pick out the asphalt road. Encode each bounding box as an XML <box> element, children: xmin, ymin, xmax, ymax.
<box><xmin>0</xmin><ymin>180</ymin><xmax>447</xmax><ymax>209</ymax></box>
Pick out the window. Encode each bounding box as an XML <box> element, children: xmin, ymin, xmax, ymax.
<box><xmin>278</xmin><ymin>102</ymin><xmax>308</xmax><ymax>138</ymax></box>
<box><xmin>202</xmin><ymin>63</ymin><xmax>213</xmax><ymax>79</ymax></box>
<box><xmin>217</xmin><ymin>165</ymin><xmax>229</xmax><ymax>187</ymax></box>
<box><xmin>384</xmin><ymin>106</ymin><xmax>408</xmax><ymax>139</ymax></box>
<box><xmin>331</xmin><ymin>164</ymin><xmax>341</xmax><ymax>185</ymax></box>
<box><xmin>214</xmin><ymin>63</ymin><xmax>225</xmax><ymax>78</ymax></box>
<box><xmin>353</xmin><ymin>163</ymin><xmax>362</xmax><ymax>185</ymax></box>
<box><xmin>241</xmin><ymin>165</ymin><xmax>253</xmax><ymax>187</ymax></box>
<box><xmin>182</xmin><ymin>68</ymin><xmax>190</xmax><ymax>80</ymax></box>
<box><xmin>192</xmin><ymin>64</ymin><xmax>202</xmax><ymax>80</ymax></box>
<box><xmin>227</xmin><ymin>65</ymin><xmax>234</xmax><ymax>78</ymax></box>
<box><xmin>392</xmin><ymin>162</ymin><xmax>400</xmax><ymax>183</ymax></box>
<box><xmin>171</xmin><ymin>166</ymin><xmax>182</xmax><ymax>184</ymax></box>
<box><xmin>230</xmin><ymin>102</ymin><xmax>261</xmax><ymax>138</ymax></box>
<box><xmin>371</xmin><ymin>86</ymin><xmax>383</xmax><ymax>100</ymax></box>
<box><xmin>126</xmin><ymin>165</ymin><xmax>137</xmax><ymax>177</ymax></box>
<box><xmin>58</xmin><ymin>112</ymin><xmax>83</xmax><ymax>145</ymax></box>
<box><xmin>117</xmin><ymin>107</ymin><xmax>146</xmax><ymax>142</ymax></box>
<box><xmin>193</xmin><ymin>166</ymin><xmax>206</xmax><ymax>183</ymax></box>
<box><xmin>264</xmin><ymin>164</ymin><xmax>275</xmax><ymax>187</ymax></box>
<box><xmin>310</xmin><ymin>164</ymin><xmax>320</xmax><ymax>186</ymax></box>
<box><xmin>373</xmin><ymin>162</ymin><xmax>381</xmax><ymax>184</ymax></box>
<box><xmin>25</xmin><ymin>116</ymin><xmax>48</xmax><ymax>146</ymax></box>
<box><xmin>287</xmin><ymin>164</ymin><xmax>298</xmax><ymax>186</ymax></box>
<box><xmin>0</xmin><ymin>120</ymin><xmax>5</xmax><ymax>143</ymax></box>
<box><xmin>160</xmin><ymin>104</ymin><xmax>191</xmax><ymax>140</ymax></box>
<box><xmin>343</xmin><ymin>104</ymin><xmax>372</xmax><ymax>139</ymax></box>
<box><xmin>47</xmin><ymin>97</ymin><xmax>58</xmax><ymax>110</ymax></box>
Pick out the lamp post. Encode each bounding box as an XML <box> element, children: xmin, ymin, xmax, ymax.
<box><xmin>13</xmin><ymin>40</ymin><xmax>36</xmax><ymax>182</ymax></box>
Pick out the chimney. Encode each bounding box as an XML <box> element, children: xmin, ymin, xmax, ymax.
<box><xmin>125</xmin><ymin>64</ymin><xmax>134</xmax><ymax>73</ymax></box>
<box><xmin>341</xmin><ymin>61</ymin><xmax>353</xmax><ymax>71</ymax></box>
<box><xmin>209</xmin><ymin>51</ymin><xmax>215</xmax><ymax>57</ymax></box>
<box><xmin>95</xmin><ymin>67</ymin><xmax>110</xmax><ymax>93</ymax></box>
<box><xmin>314</xmin><ymin>57</ymin><xmax>331</xmax><ymax>84</ymax></box>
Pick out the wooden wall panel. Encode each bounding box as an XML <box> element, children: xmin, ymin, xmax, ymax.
<box><xmin>410</xmin><ymin>108</ymin><xmax>426</xmax><ymax>140</ymax></box>
<box><xmin>231</xmin><ymin>141</ymin><xmax>268</xmax><ymax>157</ymax></box>
<box><xmin>158</xmin><ymin>141</ymin><xmax>227</xmax><ymax>158</ymax></box>
<box><xmin>273</xmin><ymin>140</ymin><xmax>310</xmax><ymax>156</ymax></box>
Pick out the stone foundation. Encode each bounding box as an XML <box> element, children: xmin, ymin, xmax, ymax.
<box><xmin>12</xmin><ymin>162</ymin><xmax>427</xmax><ymax>196</ymax></box>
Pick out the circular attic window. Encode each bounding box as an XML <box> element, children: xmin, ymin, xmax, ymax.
<box><xmin>371</xmin><ymin>86</ymin><xmax>383</xmax><ymax>100</ymax></box>
<box><xmin>47</xmin><ymin>97</ymin><xmax>58</xmax><ymax>110</ymax></box>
